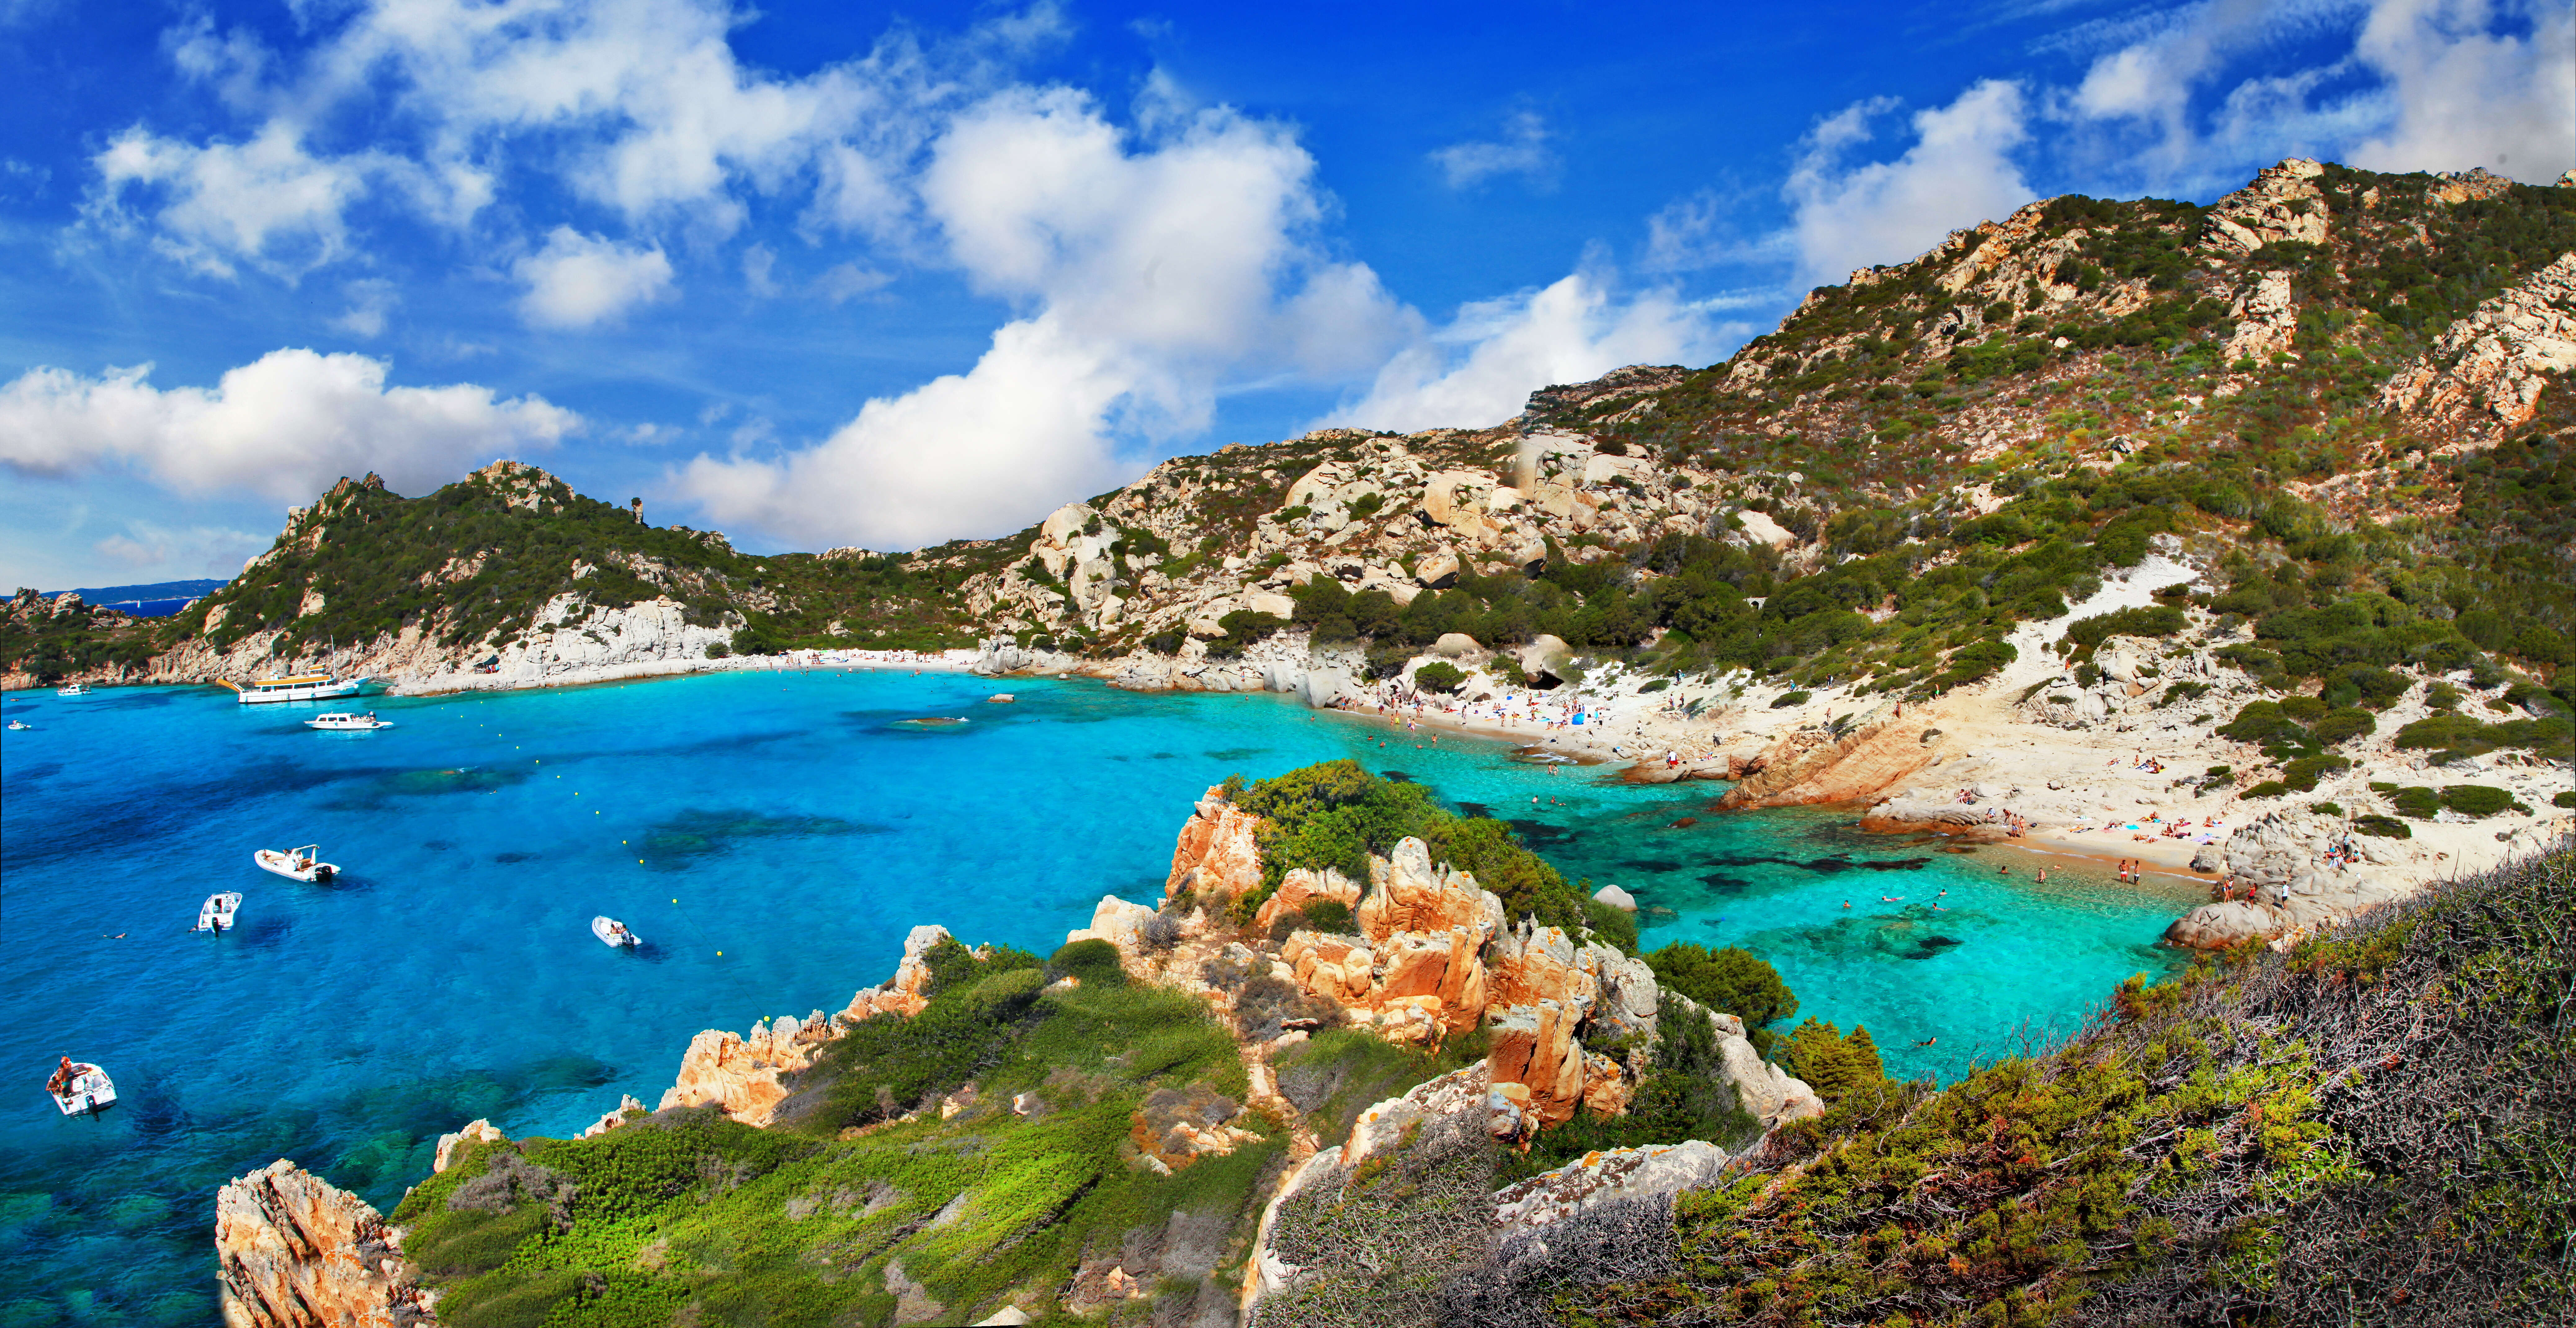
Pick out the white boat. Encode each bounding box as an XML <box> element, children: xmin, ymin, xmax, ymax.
<box><xmin>592</xmin><ymin>916</ymin><xmax>639</xmax><ymax>949</ymax></box>
<box><xmin>54</xmin><ymin>682</ymin><xmax>89</xmax><ymax>697</ymax></box>
<box><xmin>47</xmin><ymin>1062</ymin><xmax>115</xmax><ymax>1115</ymax></box>
<box><xmin>5</xmin><ymin>720</ymin><xmax>29</xmax><ymax>730</ymax></box>
<box><xmin>224</xmin><ymin>674</ymin><xmax>366</xmax><ymax>705</ymax></box>
<box><xmin>255</xmin><ymin>844</ymin><xmax>338</xmax><ymax>883</ymax></box>
<box><xmin>306</xmin><ymin>711</ymin><xmax>393</xmax><ymax>731</ymax></box>
<box><xmin>195</xmin><ymin>892</ymin><xmax>243</xmax><ymax>933</ymax></box>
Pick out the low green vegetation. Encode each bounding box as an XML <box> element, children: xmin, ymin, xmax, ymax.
<box><xmin>1643</xmin><ymin>943</ymin><xmax>1798</xmax><ymax>1054</ymax></box>
<box><xmin>394</xmin><ymin>938</ymin><xmax>1282</xmax><ymax>1327</ymax></box>
<box><xmin>0</xmin><ymin>593</ymin><xmax>164</xmax><ymax>682</ymax></box>
<box><xmin>1224</xmin><ymin>760</ymin><xmax>1599</xmax><ymax>934</ymax></box>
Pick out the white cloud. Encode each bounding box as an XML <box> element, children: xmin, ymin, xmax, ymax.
<box><xmin>678</xmin><ymin>88</ymin><xmax>1409</xmax><ymax>549</ymax></box>
<box><xmin>815</xmin><ymin>260</ymin><xmax>893</xmax><ymax>303</ymax></box>
<box><xmin>1783</xmin><ymin>81</ymin><xmax>2035</xmax><ymax>286</ymax></box>
<box><xmin>2347</xmin><ymin>0</ymin><xmax>2575</xmax><ymax>181</ymax></box>
<box><xmin>330</xmin><ymin>279</ymin><xmax>399</xmax><ymax>338</ymax></box>
<box><xmin>93</xmin><ymin>521</ymin><xmax>269</xmax><ymax>575</ymax></box>
<box><xmin>1429</xmin><ymin>111</ymin><xmax>1555</xmax><ymax>189</ymax></box>
<box><xmin>741</xmin><ymin>243</ymin><xmax>778</xmax><ymax>296</ymax></box>
<box><xmin>89</xmin><ymin>123</ymin><xmax>381</xmax><ymax>278</ymax></box>
<box><xmin>1320</xmin><ymin>272</ymin><xmax>1730</xmax><ymax>434</ymax></box>
<box><xmin>513</xmin><ymin>227</ymin><xmax>676</xmax><ymax>328</ymax></box>
<box><xmin>0</xmin><ymin>348</ymin><xmax>580</xmax><ymax>500</ymax></box>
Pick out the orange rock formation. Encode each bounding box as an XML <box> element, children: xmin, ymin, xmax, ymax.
<box><xmin>215</xmin><ymin>1160</ymin><xmax>431</xmax><ymax>1328</ymax></box>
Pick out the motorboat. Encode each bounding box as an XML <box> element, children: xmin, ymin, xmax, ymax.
<box><xmin>5</xmin><ymin>720</ymin><xmax>29</xmax><ymax>730</ymax></box>
<box><xmin>195</xmin><ymin>892</ymin><xmax>243</xmax><ymax>933</ymax></box>
<box><xmin>255</xmin><ymin>844</ymin><xmax>338</xmax><ymax>883</ymax></box>
<box><xmin>592</xmin><ymin>916</ymin><xmax>640</xmax><ymax>949</ymax></box>
<box><xmin>306</xmin><ymin>711</ymin><xmax>393</xmax><ymax>732</ymax></box>
<box><xmin>223</xmin><ymin>674</ymin><xmax>366</xmax><ymax>705</ymax></box>
<box><xmin>54</xmin><ymin>682</ymin><xmax>88</xmax><ymax>697</ymax></box>
<box><xmin>47</xmin><ymin>1062</ymin><xmax>115</xmax><ymax>1116</ymax></box>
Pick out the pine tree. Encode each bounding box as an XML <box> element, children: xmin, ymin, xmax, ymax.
<box><xmin>1842</xmin><ymin>1023</ymin><xmax>1885</xmax><ymax>1089</ymax></box>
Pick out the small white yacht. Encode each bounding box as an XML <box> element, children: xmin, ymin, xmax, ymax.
<box><xmin>592</xmin><ymin>916</ymin><xmax>640</xmax><ymax>949</ymax></box>
<box><xmin>5</xmin><ymin>720</ymin><xmax>29</xmax><ymax>731</ymax></box>
<box><xmin>255</xmin><ymin>844</ymin><xmax>338</xmax><ymax>883</ymax></box>
<box><xmin>226</xmin><ymin>674</ymin><xmax>366</xmax><ymax>705</ymax></box>
<box><xmin>306</xmin><ymin>711</ymin><xmax>393</xmax><ymax>732</ymax></box>
<box><xmin>195</xmin><ymin>892</ymin><xmax>243</xmax><ymax>933</ymax></box>
<box><xmin>48</xmin><ymin>1062</ymin><xmax>115</xmax><ymax>1116</ymax></box>
<box><xmin>54</xmin><ymin>682</ymin><xmax>89</xmax><ymax>697</ymax></box>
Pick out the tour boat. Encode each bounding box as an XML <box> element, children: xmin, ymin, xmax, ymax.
<box><xmin>195</xmin><ymin>892</ymin><xmax>243</xmax><ymax>933</ymax></box>
<box><xmin>255</xmin><ymin>844</ymin><xmax>338</xmax><ymax>883</ymax></box>
<box><xmin>592</xmin><ymin>916</ymin><xmax>639</xmax><ymax>949</ymax></box>
<box><xmin>54</xmin><ymin>682</ymin><xmax>88</xmax><ymax>697</ymax></box>
<box><xmin>306</xmin><ymin>711</ymin><xmax>393</xmax><ymax>731</ymax></box>
<box><xmin>223</xmin><ymin>674</ymin><xmax>366</xmax><ymax>705</ymax></box>
<box><xmin>48</xmin><ymin>1063</ymin><xmax>115</xmax><ymax>1116</ymax></box>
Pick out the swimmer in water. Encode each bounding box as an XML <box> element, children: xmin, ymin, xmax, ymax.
<box><xmin>1842</xmin><ymin>901</ymin><xmax>1852</xmax><ymax>908</ymax></box>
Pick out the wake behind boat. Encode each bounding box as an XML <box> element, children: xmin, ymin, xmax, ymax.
<box><xmin>255</xmin><ymin>844</ymin><xmax>337</xmax><ymax>883</ymax></box>
<box><xmin>46</xmin><ymin>1059</ymin><xmax>114</xmax><ymax>1116</ymax></box>
<box><xmin>592</xmin><ymin>916</ymin><xmax>639</xmax><ymax>949</ymax></box>
<box><xmin>306</xmin><ymin>711</ymin><xmax>393</xmax><ymax>731</ymax></box>
<box><xmin>223</xmin><ymin>674</ymin><xmax>365</xmax><ymax>705</ymax></box>
<box><xmin>195</xmin><ymin>892</ymin><xmax>242</xmax><ymax>933</ymax></box>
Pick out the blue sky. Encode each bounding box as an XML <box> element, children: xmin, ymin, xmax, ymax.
<box><xmin>2</xmin><ymin>0</ymin><xmax>2569</xmax><ymax>588</ymax></box>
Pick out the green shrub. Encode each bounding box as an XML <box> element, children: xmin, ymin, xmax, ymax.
<box><xmin>2064</xmin><ymin>604</ymin><xmax>2188</xmax><ymax>648</ymax></box>
<box><xmin>2243</xmin><ymin>780</ymin><xmax>2291</xmax><ymax>799</ymax></box>
<box><xmin>1772</xmin><ymin>690</ymin><xmax>1813</xmax><ymax>708</ymax></box>
<box><xmin>2218</xmin><ymin>700</ymin><xmax>2310</xmax><ymax>746</ymax></box>
<box><xmin>1646</xmin><ymin>943</ymin><xmax>1798</xmax><ymax>1051</ymax></box>
<box><xmin>1413</xmin><ymin>660</ymin><xmax>1467</xmax><ymax>693</ymax></box>
<box><xmin>1778</xmin><ymin>1018</ymin><xmax>1888</xmax><ymax>1103</ymax></box>
<box><xmin>2353</xmin><ymin>814</ymin><xmax>2412</xmax><ymax>838</ymax></box>
<box><xmin>1045</xmin><ymin>938</ymin><xmax>1127</xmax><ymax>987</ymax></box>
<box><xmin>2557</xmin><ymin>790</ymin><xmax>2576</xmax><ymax>809</ymax></box>
<box><xmin>2309</xmin><ymin>802</ymin><xmax>2344</xmax><ymax>817</ymax></box>
<box><xmin>2439</xmin><ymin>785</ymin><xmax>2513</xmax><ymax>817</ymax></box>
<box><xmin>2389</xmin><ymin>787</ymin><xmax>2440</xmax><ymax>818</ymax></box>
<box><xmin>2310</xmin><ymin>707</ymin><xmax>2375</xmax><ymax>745</ymax></box>
<box><xmin>1302</xmin><ymin>898</ymin><xmax>1354</xmax><ymax>933</ymax></box>
<box><xmin>2280</xmin><ymin>754</ymin><xmax>2350</xmax><ymax>792</ymax></box>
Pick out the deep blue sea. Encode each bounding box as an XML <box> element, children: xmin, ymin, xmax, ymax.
<box><xmin>0</xmin><ymin>670</ymin><xmax>2197</xmax><ymax>1323</ymax></box>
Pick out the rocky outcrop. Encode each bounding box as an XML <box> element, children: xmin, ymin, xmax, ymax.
<box><xmin>659</xmin><ymin>1009</ymin><xmax>839</xmax><ymax>1126</ymax></box>
<box><xmin>1718</xmin><ymin>706</ymin><xmax>1940</xmax><ymax>809</ymax></box>
<box><xmin>840</xmin><ymin>924</ymin><xmax>950</xmax><ymax>1021</ymax></box>
<box><xmin>2379</xmin><ymin>250</ymin><xmax>2576</xmax><ymax>437</ymax></box>
<box><xmin>1487</xmin><ymin>1001</ymin><xmax>1591</xmax><ymax>1131</ymax></box>
<box><xmin>2162</xmin><ymin>809</ymin><xmax>2422</xmax><ymax>949</ymax></box>
<box><xmin>432</xmin><ymin>1119</ymin><xmax>505</xmax><ymax>1173</ymax></box>
<box><xmin>1166</xmin><ymin>790</ymin><xmax>1266</xmax><ymax>906</ymax></box>
<box><xmin>1489</xmin><ymin>1139</ymin><xmax>1729</xmax><ymax>1235</ymax></box>
<box><xmin>2200</xmin><ymin>158</ymin><xmax>2328</xmax><ymax>256</ymax></box>
<box><xmin>1342</xmin><ymin>1064</ymin><xmax>1491</xmax><ymax>1166</ymax></box>
<box><xmin>1130</xmin><ymin>1084</ymin><xmax>1262</xmax><ymax>1174</ymax></box>
<box><xmin>215</xmin><ymin>1160</ymin><xmax>433</xmax><ymax>1328</ymax></box>
<box><xmin>1858</xmin><ymin>796</ymin><xmax>2007</xmax><ymax>841</ymax></box>
<box><xmin>1252</xmin><ymin>866</ymin><xmax>1362</xmax><ymax>934</ymax></box>
<box><xmin>1357</xmin><ymin>838</ymin><xmax>1505</xmax><ymax>942</ymax></box>
<box><xmin>661</xmin><ymin>926</ymin><xmax>952</xmax><ymax>1125</ymax></box>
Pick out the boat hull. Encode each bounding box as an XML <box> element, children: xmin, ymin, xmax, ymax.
<box><xmin>195</xmin><ymin>892</ymin><xmax>243</xmax><ymax>932</ymax></box>
<box><xmin>592</xmin><ymin>916</ymin><xmax>639</xmax><ymax>948</ymax></box>
<box><xmin>239</xmin><ymin>681</ymin><xmax>364</xmax><ymax>704</ymax></box>
<box><xmin>51</xmin><ymin>1065</ymin><xmax>114</xmax><ymax>1115</ymax></box>
<box><xmin>254</xmin><ymin>850</ymin><xmax>336</xmax><ymax>883</ymax></box>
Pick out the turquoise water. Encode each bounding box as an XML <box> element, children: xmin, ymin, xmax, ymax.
<box><xmin>0</xmin><ymin>671</ymin><xmax>2192</xmax><ymax>1323</ymax></box>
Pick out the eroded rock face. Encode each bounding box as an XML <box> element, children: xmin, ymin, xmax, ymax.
<box><xmin>666</xmin><ymin>927</ymin><xmax>951</xmax><ymax>1125</ymax></box>
<box><xmin>2201</xmin><ymin>158</ymin><xmax>2328</xmax><ymax>255</ymax></box>
<box><xmin>2379</xmin><ymin>250</ymin><xmax>2576</xmax><ymax>436</ymax></box>
<box><xmin>1487</xmin><ymin>1001</ymin><xmax>1590</xmax><ymax>1130</ymax></box>
<box><xmin>1357</xmin><ymin>838</ymin><xmax>1505</xmax><ymax>943</ymax></box>
<box><xmin>215</xmin><ymin>1160</ymin><xmax>431</xmax><ymax>1328</ymax></box>
<box><xmin>1717</xmin><ymin>707</ymin><xmax>1940</xmax><ymax>810</ymax></box>
<box><xmin>841</xmin><ymin>924</ymin><xmax>950</xmax><ymax>1022</ymax></box>
<box><xmin>1490</xmin><ymin>1139</ymin><xmax>1729</xmax><ymax>1235</ymax></box>
<box><xmin>1166</xmin><ymin>789</ymin><xmax>1265</xmax><ymax>906</ymax></box>
<box><xmin>1343</xmin><ymin>1064</ymin><xmax>1489</xmax><ymax>1167</ymax></box>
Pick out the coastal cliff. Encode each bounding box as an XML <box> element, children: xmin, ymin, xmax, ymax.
<box><xmin>214</xmin><ymin>1160</ymin><xmax>433</xmax><ymax>1328</ymax></box>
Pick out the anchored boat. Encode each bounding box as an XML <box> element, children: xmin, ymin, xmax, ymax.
<box><xmin>54</xmin><ymin>682</ymin><xmax>89</xmax><ymax>697</ymax></box>
<box><xmin>195</xmin><ymin>892</ymin><xmax>243</xmax><ymax>933</ymax></box>
<box><xmin>592</xmin><ymin>916</ymin><xmax>640</xmax><ymax>949</ymax></box>
<box><xmin>47</xmin><ymin>1061</ymin><xmax>115</xmax><ymax>1116</ymax></box>
<box><xmin>306</xmin><ymin>711</ymin><xmax>393</xmax><ymax>731</ymax></box>
<box><xmin>223</xmin><ymin>674</ymin><xmax>366</xmax><ymax>705</ymax></box>
<box><xmin>255</xmin><ymin>844</ymin><xmax>337</xmax><ymax>883</ymax></box>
